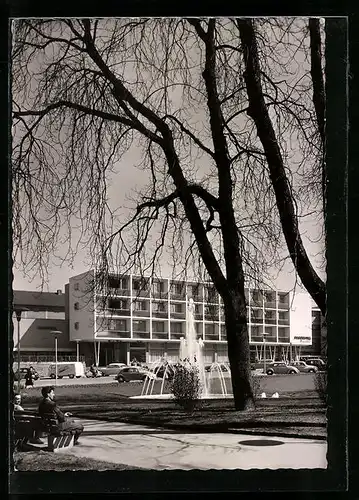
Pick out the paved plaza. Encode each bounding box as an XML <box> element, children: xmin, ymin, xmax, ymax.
<box><xmin>64</xmin><ymin>418</ymin><xmax>327</xmax><ymax>470</ymax></box>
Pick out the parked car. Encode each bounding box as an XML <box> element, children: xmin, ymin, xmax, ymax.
<box><xmin>14</xmin><ymin>367</ymin><xmax>39</xmax><ymax>381</ymax></box>
<box><xmin>99</xmin><ymin>363</ymin><xmax>128</xmax><ymax>376</ymax></box>
<box><xmin>304</xmin><ymin>358</ymin><xmax>326</xmax><ymax>370</ymax></box>
<box><xmin>265</xmin><ymin>362</ymin><xmax>300</xmax><ymax>375</ymax></box>
<box><xmin>152</xmin><ymin>364</ymin><xmax>176</xmax><ymax>380</ymax></box>
<box><xmin>290</xmin><ymin>361</ymin><xmax>318</xmax><ymax>373</ymax></box>
<box><xmin>116</xmin><ymin>366</ymin><xmax>155</xmax><ymax>383</ymax></box>
<box><xmin>251</xmin><ymin>360</ymin><xmax>276</xmax><ymax>371</ymax></box>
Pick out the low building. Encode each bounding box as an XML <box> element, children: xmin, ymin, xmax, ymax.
<box><xmin>12</xmin><ymin>289</ymin><xmax>76</xmax><ymax>363</ymax></box>
<box><xmin>68</xmin><ymin>270</ymin><xmax>315</xmax><ymax>367</ymax></box>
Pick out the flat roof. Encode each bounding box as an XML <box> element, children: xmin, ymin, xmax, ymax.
<box><xmin>13</xmin><ymin>290</ymin><xmax>65</xmax><ymax>310</ymax></box>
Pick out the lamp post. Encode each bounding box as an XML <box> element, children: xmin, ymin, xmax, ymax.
<box><xmin>14</xmin><ymin>307</ymin><xmax>29</xmax><ymax>393</ymax></box>
<box><xmin>75</xmin><ymin>339</ymin><xmax>80</xmax><ymax>362</ymax></box>
<box><xmin>50</xmin><ymin>330</ymin><xmax>62</xmax><ymax>386</ymax></box>
<box><xmin>262</xmin><ymin>332</ymin><xmax>270</xmax><ymax>375</ymax></box>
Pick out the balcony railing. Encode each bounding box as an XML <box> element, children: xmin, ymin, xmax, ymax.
<box><xmin>264</xmin><ymin>301</ymin><xmax>277</xmax><ymax>308</ymax></box>
<box><xmin>205</xmin><ymin>333</ymin><xmax>219</xmax><ymax>341</ymax></box>
<box><xmin>278</xmin><ymin>318</ymin><xmax>290</xmax><ymax>325</ymax></box>
<box><xmin>264</xmin><ymin>318</ymin><xmax>277</xmax><ymax>325</ymax></box>
<box><xmin>152</xmin><ymin>331</ymin><xmax>169</xmax><ymax>340</ymax></box>
<box><xmin>109</xmin><ymin>288</ymin><xmax>130</xmax><ymax>296</ymax></box>
<box><xmin>170</xmin><ymin>292</ymin><xmax>186</xmax><ymax>300</ymax></box>
<box><xmin>170</xmin><ymin>311</ymin><xmax>185</xmax><ymax>319</ymax></box>
<box><xmin>132</xmin><ymin>309</ymin><xmax>150</xmax><ymax>317</ymax></box>
<box><xmin>133</xmin><ymin>331</ymin><xmax>151</xmax><ymax>339</ymax></box>
<box><xmin>152</xmin><ymin>311</ymin><xmax>168</xmax><ymax>318</ymax></box>
<box><xmin>96</xmin><ymin>330</ymin><xmax>131</xmax><ymax>338</ymax></box>
<box><xmin>170</xmin><ymin>332</ymin><xmax>185</xmax><ymax>339</ymax></box>
<box><xmin>106</xmin><ymin>308</ymin><xmax>131</xmax><ymax>316</ymax></box>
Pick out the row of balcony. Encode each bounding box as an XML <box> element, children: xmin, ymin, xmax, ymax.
<box><xmin>95</xmin><ymin>330</ymin><xmax>291</xmax><ymax>343</ymax></box>
<box><xmin>101</xmin><ymin>308</ymin><xmax>290</xmax><ymax>324</ymax></box>
<box><xmin>103</xmin><ymin>285</ymin><xmax>290</xmax><ymax>308</ymax></box>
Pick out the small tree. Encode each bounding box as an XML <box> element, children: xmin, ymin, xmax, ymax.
<box><xmin>170</xmin><ymin>363</ymin><xmax>202</xmax><ymax>412</ymax></box>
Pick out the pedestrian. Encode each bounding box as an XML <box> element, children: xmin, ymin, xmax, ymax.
<box><xmin>25</xmin><ymin>368</ymin><xmax>34</xmax><ymax>388</ymax></box>
<box><xmin>38</xmin><ymin>386</ymin><xmax>84</xmax><ymax>445</ymax></box>
<box><xmin>14</xmin><ymin>394</ymin><xmax>24</xmax><ymax>411</ymax></box>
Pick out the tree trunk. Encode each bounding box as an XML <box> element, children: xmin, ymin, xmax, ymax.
<box><xmin>309</xmin><ymin>18</ymin><xmax>326</xmax><ymax>214</ymax></box>
<box><xmin>238</xmin><ymin>19</ymin><xmax>327</xmax><ymax>316</ymax></box>
<box><xmin>223</xmin><ymin>292</ymin><xmax>255</xmax><ymax>411</ymax></box>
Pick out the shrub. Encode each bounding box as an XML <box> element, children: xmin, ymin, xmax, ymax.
<box><xmin>314</xmin><ymin>371</ymin><xmax>327</xmax><ymax>404</ymax></box>
<box><xmin>169</xmin><ymin>363</ymin><xmax>202</xmax><ymax>412</ymax></box>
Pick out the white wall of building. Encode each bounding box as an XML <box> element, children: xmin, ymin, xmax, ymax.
<box><xmin>68</xmin><ymin>270</ymin><xmax>96</xmax><ymax>342</ymax></box>
<box><xmin>289</xmin><ymin>292</ymin><xmax>312</xmax><ymax>345</ymax></box>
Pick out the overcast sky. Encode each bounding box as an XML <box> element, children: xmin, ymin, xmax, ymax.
<box><xmin>12</xmin><ymin>18</ymin><xmax>326</xmax><ymax>294</ymax></box>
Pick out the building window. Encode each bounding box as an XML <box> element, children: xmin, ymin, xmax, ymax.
<box><xmin>74</xmin><ymin>283</ymin><xmax>79</xmax><ymax>291</ymax></box>
<box><xmin>134</xmin><ymin>300</ymin><xmax>148</xmax><ymax>312</ymax></box>
<box><xmin>153</xmin><ymin>321</ymin><xmax>165</xmax><ymax>333</ymax></box>
<box><xmin>264</xmin><ymin>291</ymin><xmax>275</xmax><ymax>303</ymax></box>
<box><xmin>205</xmin><ymin>323</ymin><xmax>215</xmax><ymax>335</ymax></box>
<box><xmin>153</xmin><ymin>302</ymin><xmax>166</xmax><ymax>313</ymax></box>
<box><xmin>171</xmin><ymin>322</ymin><xmax>183</xmax><ymax>333</ymax></box>
<box><xmin>204</xmin><ymin>285</ymin><xmax>217</xmax><ymax>302</ymax></box>
<box><xmin>264</xmin><ymin>310</ymin><xmax>276</xmax><ymax>323</ymax></box>
<box><xmin>119</xmin><ymin>278</ymin><xmax>128</xmax><ymax>290</ymax></box>
<box><xmin>133</xmin><ymin>278</ymin><xmax>148</xmax><ymax>291</ymax></box>
<box><xmin>188</xmin><ymin>284</ymin><xmax>201</xmax><ymax>299</ymax></box>
<box><xmin>153</xmin><ymin>281</ymin><xmax>165</xmax><ymax>293</ymax></box>
<box><xmin>278</xmin><ymin>293</ymin><xmax>289</xmax><ymax>304</ymax></box>
<box><xmin>171</xmin><ymin>282</ymin><xmax>184</xmax><ymax>295</ymax></box>
<box><xmin>74</xmin><ymin>302</ymin><xmax>79</xmax><ymax>310</ymax></box>
<box><xmin>133</xmin><ymin>320</ymin><xmax>147</xmax><ymax>332</ymax></box>
<box><xmin>171</xmin><ymin>303</ymin><xmax>183</xmax><ymax>314</ymax></box>
<box><xmin>108</xmin><ymin>319</ymin><xmax>127</xmax><ymax>331</ymax></box>
<box><xmin>74</xmin><ymin>322</ymin><xmax>79</xmax><ymax>330</ymax></box>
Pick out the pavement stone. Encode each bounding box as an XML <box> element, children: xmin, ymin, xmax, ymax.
<box><xmin>64</xmin><ymin>418</ymin><xmax>327</xmax><ymax>470</ymax></box>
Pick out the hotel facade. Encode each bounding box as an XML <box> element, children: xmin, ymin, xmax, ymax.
<box><xmin>68</xmin><ymin>270</ymin><xmax>315</xmax><ymax>367</ymax></box>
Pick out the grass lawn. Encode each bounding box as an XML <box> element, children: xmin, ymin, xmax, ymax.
<box><xmin>13</xmin><ymin>450</ymin><xmax>143</xmax><ymax>471</ymax></box>
<box><xmin>19</xmin><ymin>382</ymin><xmax>326</xmax><ymax>440</ymax></box>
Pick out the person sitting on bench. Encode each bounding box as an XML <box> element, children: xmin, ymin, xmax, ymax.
<box><xmin>38</xmin><ymin>386</ymin><xmax>84</xmax><ymax>445</ymax></box>
<box><xmin>14</xmin><ymin>394</ymin><xmax>24</xmax><ymax>411</ymax></box>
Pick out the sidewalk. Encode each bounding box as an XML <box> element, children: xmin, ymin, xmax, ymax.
<box><xmin>65</xmin><ymin>418</ymin><xmax>327</xmax><ymax>470</ymax></box>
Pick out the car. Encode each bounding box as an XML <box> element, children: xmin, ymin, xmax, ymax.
<box><xmin>304</xmin><ymin>359</ymin><xmax>326</xmax><ymax>370</ymax></box>
<box><xmin>265</xmin><ymin>362</ymin><xmax>300</xmax><ymax>375</ymax></box>
<box><xmin>251</xmin><ymin>360</ymin><xmax>275</xmax><ymax>371</ymax></box>
<box><xmin>290</xmin><ymin>361</ymin><xmax>318</xmax><ymax>373</ymax></box>
<box><xmin>152</xmin><ymin>364</ymin><xmax>176</xmax><ymax>380</ymax></box>
<box><xmin>116</xmin><ymin>366</ymin><xmax>154</xmax><ymax>383</ymax></box>
<box><xmin>14</xmin><ymin>367</ymin><xmax>39</xmax><ymax>381</ymax></box>
<box><xmin>99</xmin><ymin>363</ymin><xmax>128</xmax><ymax>376</ymax></box>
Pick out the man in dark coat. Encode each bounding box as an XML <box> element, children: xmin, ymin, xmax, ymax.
<box><xmin>38</xmin><ymin>386</ymin><xmax>83</xmax><ymax>444</ymax></box>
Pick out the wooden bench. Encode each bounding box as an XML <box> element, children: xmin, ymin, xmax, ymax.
<box><xmin>14</xmin><ymin>411</ymin><xmax>75</xmax><ymax>452</ymax></box>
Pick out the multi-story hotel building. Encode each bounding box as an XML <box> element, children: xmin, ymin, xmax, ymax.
<box><xmin>68</xmin><ymin>270</ymin><xmax>313</xmax><ymax>367</ymax></box>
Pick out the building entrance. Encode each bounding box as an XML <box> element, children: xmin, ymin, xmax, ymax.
<box><xmin>129</xmin><ymin>343</ymin><xmax>147</xmax><ymax>364</ymax></box>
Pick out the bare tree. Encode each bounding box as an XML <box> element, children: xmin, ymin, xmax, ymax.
<box><xmin>236</xmin><ymin>18</ymin><xmax>326</xmax><ymax>316</ymax></box>
<box><xmin>12</xmin><ymin>18</ymin><xmax>326</xmax><ymax>409</ymax></box>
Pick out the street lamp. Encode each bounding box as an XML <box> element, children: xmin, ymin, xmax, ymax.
<box><xmin>14</xmin><ymin>307</ymin><xmax>29</xmax><ymax>393</ymax></box>
<box><xmin>74</xmin><ymin>339</ymin><xmax>81</xmax><ymax>362</ymax></box>
<box><xmin>50</xmin><ymin>330</ymin><xmax>62</xmax><ymax>386</ymax></box>
<box><xmin>262</xmin><ymin>332</ymin><xmax>270</xmax><ymax>375</ymax></box>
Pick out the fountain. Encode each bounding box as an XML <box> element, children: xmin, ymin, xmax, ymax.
<box><xmin>132</xmin><ymin>297</ymin><xmax>233</xmax><ymax>399</ymax></box>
